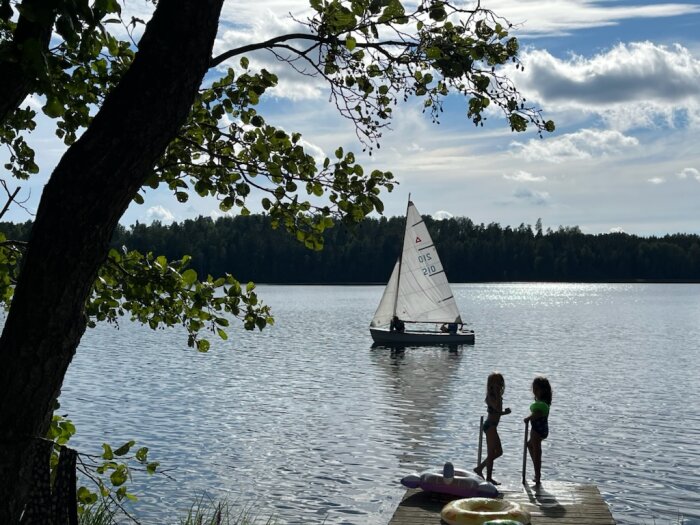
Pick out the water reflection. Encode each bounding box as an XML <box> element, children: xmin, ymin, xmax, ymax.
<box><xmin>55</xmin><ymin>284</ymin><xmax>700</xmax><ymax>525</ymax></box>
<box><xmin>369</xmin><ymin>345</ymin><xmax>464</xmax><ymax>470</ymax></box>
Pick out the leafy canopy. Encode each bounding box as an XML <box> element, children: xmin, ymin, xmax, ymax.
<box><xmin>1</xmin><ymin>0</ymin><xmax>553</xmax><ymax>514</ymax></box>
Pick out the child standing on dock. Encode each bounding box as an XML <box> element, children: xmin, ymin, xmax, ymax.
<box><xmin>474</xmin><ymin>372</ymin><xmax>511</xmax><ymax>485</ymax></box>
<box><xmin>524</xmin><ymin>376</ymin><xmax>552</xmax><ymax>485</ymax></box>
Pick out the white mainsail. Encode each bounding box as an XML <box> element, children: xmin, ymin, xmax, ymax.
<box><xmin>370</xmin><ymin>201</ymin><xmax>462</xmax><ymax>327</ymax></box>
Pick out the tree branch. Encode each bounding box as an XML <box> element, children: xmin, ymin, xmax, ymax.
<box><xmin>211</xmin><ymin>33</ymin><xmax>323</xmax><ymax>67</ymax></box>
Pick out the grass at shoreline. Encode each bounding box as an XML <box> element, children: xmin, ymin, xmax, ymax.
<box><xmin>77</xmin><ymin>496</ymin><xmax>276</xmax><ymax>525</ymax></box>
<box><xmin>180</xmin><ymin>496</ymin><xmax>276</xmax><ymax>525</ymax></box>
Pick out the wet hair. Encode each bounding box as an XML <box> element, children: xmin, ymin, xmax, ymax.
<box><xmin>486</xmin><ymin>372</ymin><xmax>506</xmax><ymax>399</ymax></box>
<box><xmin>532</xmin><ymin>376</ymin><xmax>552</xmax><ymax>405</ymax></box>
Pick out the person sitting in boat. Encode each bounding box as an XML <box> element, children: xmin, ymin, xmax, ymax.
<box><xmin>441</xmin><ymin>322</ymin><xmax>458</xmax><ymax>334</ymax></box>
<box><xmin>390</xmin><ymin>316</ymin><xmax>405</xmax><ymax>333</ymax></box>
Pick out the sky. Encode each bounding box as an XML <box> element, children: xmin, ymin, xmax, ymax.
<box><xmin>4</xmin><ymin>0</ymin><xmax>700</xmax><ymax>236</ymax></box>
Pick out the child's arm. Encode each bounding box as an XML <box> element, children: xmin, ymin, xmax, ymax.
<box><xmin>524</xmin><ymin>410</ymin><xmax>539</xmax><ymax>423</ymax></box>
<box><xmin>486</xmin><ymin>395</ymin><xmax>510</xmax><ymax>416</ymax></box>
<box><xmin>486</xmin><ymin>395</ymin><xmax>511</xmax><ymax>415</ymax></box>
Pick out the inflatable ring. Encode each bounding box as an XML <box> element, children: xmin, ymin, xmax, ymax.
<box><xmin>441</xmin><ymin>498</ymin><xmax>531</xmax><ymax>525</ymax></box>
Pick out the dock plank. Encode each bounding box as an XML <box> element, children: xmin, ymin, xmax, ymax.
<box><xmin>387</xmin><ymin>482</ymin><xmax>615</xmax><ymax>524</ymax></box>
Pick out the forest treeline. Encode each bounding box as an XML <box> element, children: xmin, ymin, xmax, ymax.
<box><xmin>3</xmin><ymin>215</ymin><xmax>700</xmax><ymax>282</ymax></box>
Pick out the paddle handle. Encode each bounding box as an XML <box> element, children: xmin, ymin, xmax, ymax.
<box><xmin>477</xmin><ymin>416</ymin><xmax>484</xmax><ymax>467</ymax></box>
<box><xmin>522</xmin><ymin>420</ymin><xmax>529</xmax><ymax>484</ymax></box>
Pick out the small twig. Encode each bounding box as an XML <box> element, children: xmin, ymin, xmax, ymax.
<box><xmin>0</xmin><ymin>239</ymin><xmax>28</xmax><ymax>250</ymax></box>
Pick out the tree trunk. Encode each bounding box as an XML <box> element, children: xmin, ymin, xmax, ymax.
<box><xmin>0</xmin><ymin>1</ymin><xmax>224</xmax><ymax>521</ymax></box>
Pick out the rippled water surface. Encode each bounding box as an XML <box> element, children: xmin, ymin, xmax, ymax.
<box><xmin>60</xmin><ymin>283</ymin><xmax>700</xmax><ymax>524</ymax></box>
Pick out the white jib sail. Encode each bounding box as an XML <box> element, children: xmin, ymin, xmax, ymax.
<box><xmin>370</xmin><ymin>261</ymin><xmax>399</xmax><ymax>327</ymax></box>
<box><xmin>371</xmin><ymin>201</ymin><xmax>462</xmax><ymax>327</ymax></box>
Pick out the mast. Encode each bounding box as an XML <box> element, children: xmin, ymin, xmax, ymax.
<box><xmin>392</xmin><ymin>194</ymin><xmax>411</xmax><ymax>319</ymax></box>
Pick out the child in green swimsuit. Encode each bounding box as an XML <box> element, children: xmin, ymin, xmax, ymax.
<box><xmin>523</xmin><ymin>376</ymin><xmax>552</xmax><ymax>485</ymax></box>
<box><xmin>474</xmin><ymin>372</ymin><xmax>511</xmax><ymax>485</ymax></box>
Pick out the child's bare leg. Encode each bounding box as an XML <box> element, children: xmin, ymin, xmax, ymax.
<box><xmin>475</xmin><ymin>427</ymin><xmax>495</xmax><ymax>478</ymax></box>
<box><xmin>533</xmin><ymin>441</ymin><xmax>542</xmax><ymax>482</ymax></box>
<box><xmin>486</xmin><ymin>430</ymin><xmax>502</xmax><ymax>485</ymax></box>
<box><xmin>474</xmin><ymin>456</ymin><xmax>486</xmax><ymax>477</ymax></box>
<box><xmin>529</xmin><ymin>432</ymin><xmax>543</xmax><ymax>483</ymax></box>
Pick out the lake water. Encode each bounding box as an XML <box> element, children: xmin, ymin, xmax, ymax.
<box><xmin>58</xmin><ymin>283</ymin><xmax>700</xmax><ymax>524</ymax></box>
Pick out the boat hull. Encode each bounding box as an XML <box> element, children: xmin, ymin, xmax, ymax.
<box><xmin>370</xmin><ymin>328</ymin><xmax>475</xmax><ymax>346</ymax></box>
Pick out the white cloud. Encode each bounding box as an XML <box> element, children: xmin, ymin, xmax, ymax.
<box><xmin>219</xmin><ymin>0</ymin><xmax>700</xmax><ymax>36</ymax></box>
<box><xmin>648</xmin><ymin>177</ymin><xmax>665</xmax><ymax>184</ymax></box>
<box><xmin>677</xmin><ymin>167</ymin><xmax>700</xmax><ymax>180</ymax></box>
<box><xmin>503</xmin><ymin>170</ymin><xmax>546</xmax><ymax>182</ymax></box>
<box><xmin>145</xmin><ymin>205</ymin><xmax>176</xmax><ymax>224</ymax></box>
<box><xmin>513</xmin><ymin>188</ymin><xmax>551</xmax><ymax>206</ymax></box>
<box><xmin>514</xmin><ymin>43</ymin><xmax>700</xmax><ymax>130</ymax></box>
<box><xmin>298</xmin><ymin>137</ymin><xmax>327</xmax><ymax>165</ymax></box>
<box><xmin>495</xmin><ymin>1</ymin><xmax>700</xmax><ymax>36</ymax></box>
<box><xmin>122</xmin><ymin>1</ymin><xmax>700</xmax><ymax>41</ymax></box>
<box><xmin>24</xmin><ymin>94</ymin><xmax>44</xmax><ymax>111</ymax></box>
<box><xmin>432</xmin><ymin>210</ymin><xmax>453</xmax><ymax>220</ymax></box>
<box><xmin>511</xmin><ymin>129</ymin><xmax>639</xmax><ymax>163</ymax></box>
<box><xmin>609</xmin><ymin>226</ymin><xmax>626</xmax><ymax>234</ymax></box>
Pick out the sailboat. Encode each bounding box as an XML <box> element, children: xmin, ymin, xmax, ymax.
<box><xmin>369</xmin><ymin>199</ymin><xmax>475</xmax><ymax>345</ymax></box>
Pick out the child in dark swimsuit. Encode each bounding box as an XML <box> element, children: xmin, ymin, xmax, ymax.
<box><xmin>523</xmin><ymin>376</ymin><xmax>553</xmax><ymax>485</ymax></box>
<box><xmin>474</xmin><ymin>372</ymin><xmax>511</xmax><ymax>485</ymax></box>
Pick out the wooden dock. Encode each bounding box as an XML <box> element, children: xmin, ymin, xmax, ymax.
<box><xmin>388</xmin><ymin>481</ymin><xmax>616</xmax><ymax>524</ymax></box>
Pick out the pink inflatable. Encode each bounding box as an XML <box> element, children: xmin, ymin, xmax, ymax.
<box><xmin>400</xmin><ymin>462</ymin><xmax>499</xmax><ymax>498</ymax></box>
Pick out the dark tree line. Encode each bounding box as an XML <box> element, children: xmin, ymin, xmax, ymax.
<box><xmin>4</xmin><ymin>215</ymin><xmax>699</xmax><ymax>282</ymax></box>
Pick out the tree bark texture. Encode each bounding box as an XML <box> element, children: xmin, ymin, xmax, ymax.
<box><xmin>0</xmin><ymin>1</ymin><xmax>224</xmax><ymax>521</ymax></box>
<box><xmin>0</xmin><ymin>0</ymin><xmax>55</xmax><ymax>122</ymax></box>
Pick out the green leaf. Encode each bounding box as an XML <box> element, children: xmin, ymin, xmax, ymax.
<box><xmin>102</xmin><ymin>444</ymin><xmax>114</xmax><ymax>460</ymax></box>
<box><xmin>378</xmin><ymin>0</ymin><xmax>405</xmax><ymax>23</ymax></box>
<box><xmin>95</xmin><ymin>0</ymin><xmax>122</xmax><ymax>14</ymax></box>
<box><xmin>182</xmin><ymin>269</ymin><xmax>198</xmax><ymax>286</ymax></box>
<box><xmin>110</xmin><ymin>465</ymin><xmax>128</xmax><ymax>486</ymax></box>
<box><xmin>114</xmin><ymin>440</ymin><xmax>135</xmax><ymax>456</ymax></box>
<box><xmin>135</xmin><ymin>447</ymin><xmax>149</xmax><ymax>462</ymax></box>
<box><xmin>345</xmin><ymin>36</ymin><xmax>356</xmax><ymax>51</ymax></box>
<box><xmin>77</xmin><ymin>486</ymin><xmax>98</xmax><ymax>505</ymax></box>
<box><xmin>509</xmin><ymin>114</ymin><xmax>528</xmax><ymax>132</ymax></box>
<box><xmin>43</xmin><ymin>97</ymin><xmax>65</xmax><ymax>118</ymax></box>
<box><xmin>429</xmin><ymin>6</ymin><xmax>447</xmax><ymax>21</ymax></box>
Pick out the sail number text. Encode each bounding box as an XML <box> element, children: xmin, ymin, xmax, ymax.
<box><xmin>418</xmin><ymin>253</ymin><xmax>436</xmax><ymax>275</ymax></box>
